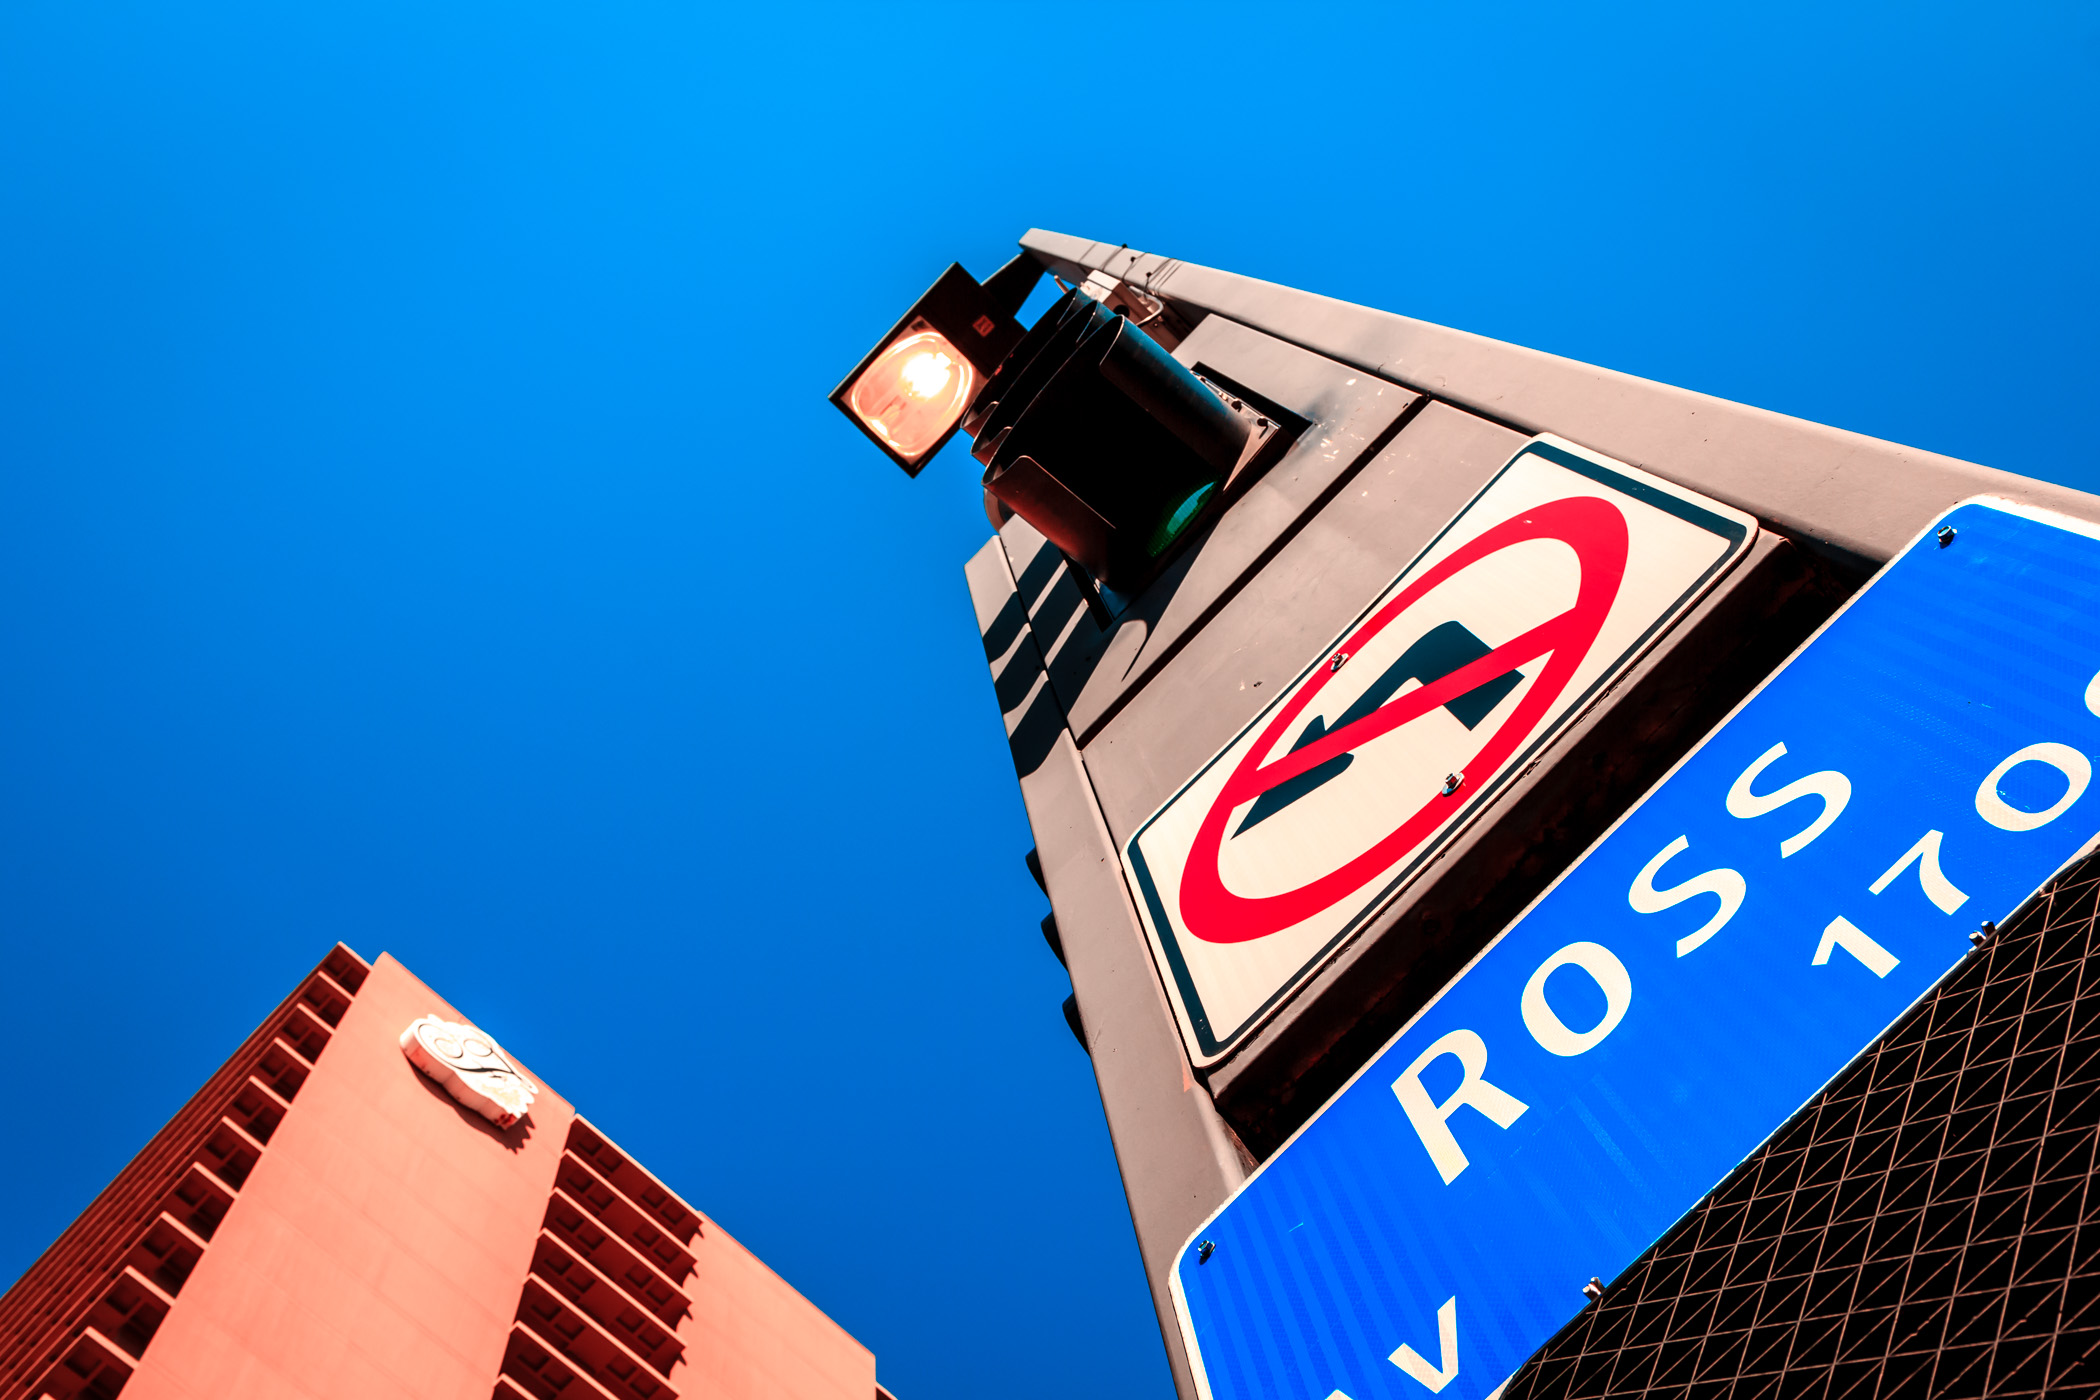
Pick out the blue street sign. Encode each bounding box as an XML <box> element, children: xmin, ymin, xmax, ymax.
<box><xmin>1173</xmin><ymin>499</ymin><xmax>2100</xmax><ymax>1400</ymax></box>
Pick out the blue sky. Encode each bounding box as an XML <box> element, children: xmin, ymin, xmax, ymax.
<box><xmin>1</xmin><ymin>4</ymin><xmax>2095</xmax><ymax>1398</ymax></box>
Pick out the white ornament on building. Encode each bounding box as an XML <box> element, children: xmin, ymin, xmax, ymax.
<box><xmin>400</xmin><ymin>1015</ymin><xmax>539</xmax><ymax>1128</ymax></box>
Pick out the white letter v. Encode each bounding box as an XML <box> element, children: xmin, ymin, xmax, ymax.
<box><xmin>1390</xmin><ymin>1296</ymin><xmax>1460</xmax><ymax>1392</ymax></box>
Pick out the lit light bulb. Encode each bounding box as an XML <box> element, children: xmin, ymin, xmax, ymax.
<box><xmin>847</xmin><ymin>325</ymin><xmax>977</xmax><ymax>462</ymax></box>
<box><xmin>900</xmin><ymin>351</ymin><xmax>954</xmax><ymax>400</ymax></box>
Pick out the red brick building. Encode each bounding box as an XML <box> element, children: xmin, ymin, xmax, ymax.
<box><xmin>0</xmin><ymin>946</ymin><xmax>889</xmax><ymax>1400</ymax></box>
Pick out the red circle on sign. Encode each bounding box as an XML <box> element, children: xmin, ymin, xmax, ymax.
<box><xmin>1177</xmin><ymin>496</ymin><xmax>1629</xmax><ymax>944</ymax></box>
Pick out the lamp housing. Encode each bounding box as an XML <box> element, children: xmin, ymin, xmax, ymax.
<box><xmin>830</xmin><ymin>261</ymin><xmax>1032</xmax><ymax>476</ymax></box>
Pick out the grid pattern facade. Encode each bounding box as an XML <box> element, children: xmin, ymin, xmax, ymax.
<box><xmin>496</xmin><ymin>1120</ymin><xmax>707</xmax><ymax>1400</ymax></box>
<box><xmin>0</xmin><ymin>945</ymin><xmax>369</xmax><ymax>1400</ymax></box>
<box><xmin>1508</xmin><ymin>854</ymin><xmax>2100</xmax><ymax>1399</ymax></box>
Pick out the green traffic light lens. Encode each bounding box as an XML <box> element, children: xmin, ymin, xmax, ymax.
<box><xmin>1147</xmin><ymin>482</ymin><xmax>1219</xmax><ymax>558</ymax></box>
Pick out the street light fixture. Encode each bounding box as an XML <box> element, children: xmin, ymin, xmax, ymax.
<box><xmin>844</xmin><ymin>326</ymin><xmax>979</xmax><ymax>464</ymax></box>
<box><xmin>829</xmin><ymin>258</ymin><xmax>1037</xmax><ymax>475</ymax></box>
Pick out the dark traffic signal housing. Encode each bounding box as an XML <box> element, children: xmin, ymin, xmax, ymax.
<box><xmin>968</xmin><ymin>287</ymin><xmax>1285</xmax><ymax>597</ymax></box>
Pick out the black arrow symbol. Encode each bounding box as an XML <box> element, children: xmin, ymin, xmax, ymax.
<box><xmin>1234</xmin><ymin>621</ymin><xmax>1525</xmax><ymax>835</ymax></box>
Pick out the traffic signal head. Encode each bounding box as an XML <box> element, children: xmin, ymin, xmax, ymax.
<box><xmin>971</xmin><ymin>289</ymin><xmax>1261</xmax><ymax>595</ymax></box>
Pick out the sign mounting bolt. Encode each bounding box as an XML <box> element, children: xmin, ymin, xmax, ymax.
<box><xmin>1329</xmin><ymin>652</ymin><xmax>1349</xmax><ymax>672</ymax></box>
<box><xmin>1582</xmin><ymin>1277</ymin><xmax>1604</xmax><ymax>1302</ymax></box>
<box><xmin>1938</xmin><ymin>525</ymin><xmax>1957</xmax><ymax>547</ymax></box>
<box><xmin>1441</xmin><ymin>772</ymin><xmax>1465</xmax><ymax>796</ymax></box>
<box><xmin>1197</xmin><ymin>1240</ymin><xmax>1217</xmax><ymax>1264</ymax></box>
<box><xmin>1969</xmin><ymin>919</ymin><xmax>1998</xmax><ymax>949</ymax></box>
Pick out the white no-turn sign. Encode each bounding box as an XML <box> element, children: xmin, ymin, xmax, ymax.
<box><xmin>1122</xmin><ymin>435</ymin><xmax>1757</xmax><ymax>1065</ymax></box>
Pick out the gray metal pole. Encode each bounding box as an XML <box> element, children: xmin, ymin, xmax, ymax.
<box><xmin>967</xmin><ymin>231</ymin><xmax>2100</xmax><ymax>1398</ymax></box>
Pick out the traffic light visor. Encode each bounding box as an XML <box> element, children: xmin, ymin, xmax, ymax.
<box><xmin>844</xmin><ymin>322</ymin><xmax>979</xmax><ymax>465</ymax></box>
